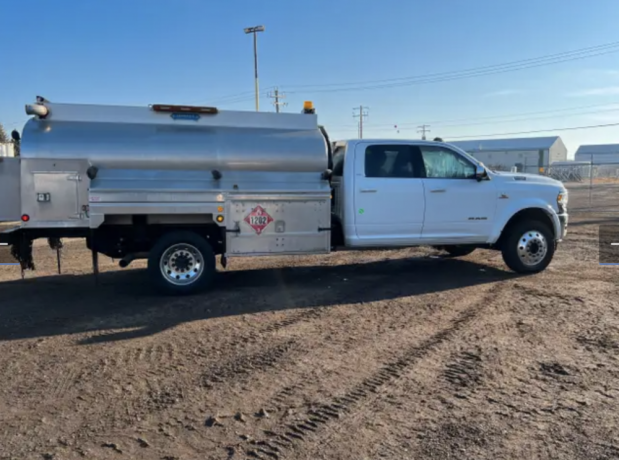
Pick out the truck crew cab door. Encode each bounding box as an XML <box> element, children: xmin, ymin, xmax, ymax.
<box><xmin>352</xmin><ymin>142</ymin><xmax>425</xmax><ymax>246</ymax></box>
<box><xmin>418</xmin><ymin>145</ymin><xmax>496</xmax><ymax>243</ymax></box>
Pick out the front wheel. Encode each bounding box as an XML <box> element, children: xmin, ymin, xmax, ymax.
<box><xmin>501</xmin><ymin>221</ymin><xmax>555</xmax><ymax>274</ymax></box>
<box><xmin>148</xmin><ymin>231</ymin><xmax>216</xmax><ymax>295</ymax></box>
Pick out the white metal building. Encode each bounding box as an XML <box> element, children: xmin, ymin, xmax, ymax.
<box><xmin>574</xmin><ymin>144</ymin><xmax>619</xmax><ymax>164</ymax></box>
<box><xmin>449</xmin><ymin>136</ymin><xmax>567</xmax><ymax>174</ymax></box>
<box><xmin>0</xmin><ymin>143</ymin><xmax>15</xmax><ymax>157</ymax></box>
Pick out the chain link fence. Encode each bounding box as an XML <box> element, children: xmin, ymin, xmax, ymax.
<box><xmin>486</xmin><ymin>156</ymin><xmax>619</xmax><ymax>213</ymax></box>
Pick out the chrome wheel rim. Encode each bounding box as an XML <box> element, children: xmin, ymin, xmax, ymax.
<box><xmin>160</xmin><ymin>243</ymin><xmax>203</xmax><ymax>286</ymax></box>
<box><xmin>517</xmin><ymin>230</ymin><xmax>548</xmax><ymax>267</ymax></box>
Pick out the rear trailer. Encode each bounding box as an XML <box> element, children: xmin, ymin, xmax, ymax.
<box><xmin>0</xmin><ymin>97</ymin><xmax>334</xmax><ymax>293</ymax></box>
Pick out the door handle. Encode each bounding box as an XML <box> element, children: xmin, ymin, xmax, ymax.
<box><xmin>360</xmin><ymin>189</ymin><xmax>377</xmax><ymax>193</ymax></box>
<box><xmin>430</xmin><ymin>189</ymin><xmax>446</xmax><ymax>193</ymax></box>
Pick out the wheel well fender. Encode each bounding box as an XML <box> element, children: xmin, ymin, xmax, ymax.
<box><xmin>494</xmin><ymin>207</ymin><xmax>557</xmax><ymax>249</ymax></box>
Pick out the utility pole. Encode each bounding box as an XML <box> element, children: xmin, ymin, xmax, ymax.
<box><xmin>417</xmin><ymin>124</ymin><xmax>431</xmax><ymax>140</ymax></box>
<box><xmin>268</xmin><ymin>88</ymin><xmax>287</xmax><ymax>113</ymax></box>
<box><xmin>353</xmin><ymin>106</ymin><xmax>369</xmax><ymax>139</ymax></box>
<box><xmin>244</xmin><ymin>25</ymin><xmax>265</xmax><ymax>112</ymax></box>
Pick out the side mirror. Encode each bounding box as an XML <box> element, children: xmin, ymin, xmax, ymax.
<box><xmin>475</xmin><ymin>165</ymin><xmax>488</xmax><ymax>181</ymax></box>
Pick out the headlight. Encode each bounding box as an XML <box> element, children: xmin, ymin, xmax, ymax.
<box><xmin>557</xmin><ymin>191</ymin><xmax>568</xmax><ymax>211</ymax></box>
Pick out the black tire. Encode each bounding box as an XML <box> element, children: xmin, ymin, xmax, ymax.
<box><xmin>501</xmin><ymin>220</ymin><xmax>555</xmax><ymax>274</ymax></box>
<box><xmin>147</xmin><ymin>231</ymin><xmax>216</xmax><ymax>295</ymax></box>
<box><xmin>443</xmin><ymin>245</ymin><xmax>477</xmax><ymax>257</ymax></box>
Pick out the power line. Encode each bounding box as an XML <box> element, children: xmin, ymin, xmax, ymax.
<box><xmin>283</xmin><ymin>41</ymin><xmax>619</xmax><ymax>94</ymax></box>
<box><xmin>445</xmin><ymin>122</ymin><xmax>619</xmax><ymax>140</ymax></box>
<box><xmin>190</xmin><ymin>86</ymin><xmax>276</xmax><ymax>106</ymax></box>
<box><xmin>178</xmin><ymin>40</ymin><xmax>619</xmax><ymax>111</ymax></box>
<box><xmin>287</xmin><ymin>40</ymin><xmax>619</xmax><ymax>91</ymax></box>
<box><xmin>328</xmin><ymin>100</ymin><xmax>619</xmax><ymax>131</ymax></box>
<box><xmin>417</xmin><ymin>124</ymin><xmax>431</xmax><ymax>140</ymax></box>
<box><xmin>353</xmin><ymin>106</ymin><xmax>369</xmax><ymax>139</ymax></box>
<box><xmin>268</xmin><ymin>88</ymin><xmax>287</xmax><ymax>113</ymax></box>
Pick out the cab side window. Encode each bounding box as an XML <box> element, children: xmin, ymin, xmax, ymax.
<box><xmin>365</xmin><ymin>145</ymin><xmax>422</xmax><ymax>178</ymax></box>
<box><xmin>419</xmin><ymin>146</ymin><xmax>476</xmax><ymax>179</ymax></box>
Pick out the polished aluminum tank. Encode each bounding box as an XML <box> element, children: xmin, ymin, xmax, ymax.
<box><xmin>20</xmin><ymin>102</ymin><xmax>329</xmax><ymax>172</ymax></box>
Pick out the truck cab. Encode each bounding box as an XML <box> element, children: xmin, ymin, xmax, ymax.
<box><xmin>330</xmin><ymin>139</ymin><xmax>568</xmax><ymax>272</ymax></box>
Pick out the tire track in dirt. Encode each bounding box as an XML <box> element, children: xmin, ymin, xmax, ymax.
<box><xmin>259</xmin><ymin>307</ymin><xmax>328</xmax><ymax>334</ymax></box>
<box><xmin>240</xmin><ymin>261</ymin><xmax>506</xmax><ymax>416</ymax></box>
<box><xmin>48</xmin><ymin>365</ymin><xmax>80</xmax><ymax>401</ymax></box>
<box><xmin>243</xmin><ymin>283</ymin><xmax>504</xmax><ymax>459</ymax></box>
<box><xmin>201</xmin><ymin>340</ymin><xmax>299</xmax><ymax>389</ymax></box>
<box><xmin>94</xmin><ymin>342</ymin><xmax>179</xmax><ymax>372</ymax></box>
<box><xmin>52</xmin><ymin>305</ymin><xmax>335</xmax><ymax>436</ymax></box>
<box><xmin>81</xmin><ymin>267</ymin><xmax>366</xmax><ymax>385</ymax></box>
<box><xmin>369</xmin><ymin>348</ymin><xmax>487</xmax><ymax>460</ymax></box>
<box><xmin>252</xmin><ymin>299</ymin><xmax>448</xmax><ymax>415</ymax></box>
<box><xmin>2</xmin><ymin>258</ymin><xmax>506</xmax><ymax>457</ymax></box>
<box><xmin>443</xmin><ymin>349</ymin><xmax>483</xmax><ymax>390</ymax></box>
<box><xmin>194</xmin><ymin>268</ymin><xmax>416</xmax><ymax>393</ymax></box>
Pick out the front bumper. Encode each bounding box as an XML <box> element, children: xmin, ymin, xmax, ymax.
<box><xmin>558</xmin><ymin>213</ymin><xmax>568</xmax><ymax>240</ymax></box>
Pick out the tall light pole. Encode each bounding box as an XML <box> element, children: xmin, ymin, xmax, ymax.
<box><xmin>244</xmin><ymin>25</ymin><xmax>265</xmax><ymax>112</ymax></box>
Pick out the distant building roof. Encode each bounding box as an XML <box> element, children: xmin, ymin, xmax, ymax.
<box><xmin>575</xmin><ymin>144</ymin><xmax>619</xmax><ymax>156</ymax></box>
<box><xmin>449</xmin><ymin>136</ymin><xmax>561</xmax><ymax>153</ymax></box>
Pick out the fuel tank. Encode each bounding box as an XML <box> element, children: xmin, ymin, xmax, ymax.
<box><xmin>20</xmin><ymin>101</ymin><xmax>329</xmax><ymax>173</ymax></box>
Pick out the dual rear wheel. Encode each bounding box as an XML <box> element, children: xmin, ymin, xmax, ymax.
<box><xmin>147</xmin><ymin>231</ymin><xmax>216</xmax><ymax>295</ymax></box>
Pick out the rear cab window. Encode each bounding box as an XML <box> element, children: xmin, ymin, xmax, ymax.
<box><xmin>364</xmin><ymin>144</ymin><xmax>423</xmax><ymax>178</ymax></box>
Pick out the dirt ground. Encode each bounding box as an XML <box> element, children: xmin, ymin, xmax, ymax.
<box><xmin>1</xmin><ymin>195</ymin><xmax>619</xmax><ymax>459</ymax></box>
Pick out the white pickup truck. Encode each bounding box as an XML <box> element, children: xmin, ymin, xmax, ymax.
<box><xmin>0</xmin><ymin>99</ymin><xmax>568</xmax><ymax>294</ymax></box>
<box><xmin>329</xmin><ymin>139</ymin><xmax>568</xmax><ymax>272</ymax></box>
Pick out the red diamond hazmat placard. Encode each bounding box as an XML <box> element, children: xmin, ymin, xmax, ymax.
<box><xmin>244</xmin><ymin>205</ymin><xmax>274</xmax><ymax>235</ymax></box>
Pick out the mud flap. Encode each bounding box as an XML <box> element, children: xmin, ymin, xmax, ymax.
<box><xmin>3</xmin><ymin>231</ymin><xmax>36</xmax><ymax>273</ymax></box>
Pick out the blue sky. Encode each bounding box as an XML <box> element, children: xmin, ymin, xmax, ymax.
<box><xmin>2</xmin><ymin>0</ymin><xmax>619</xmax><ymax>157</ymax></box>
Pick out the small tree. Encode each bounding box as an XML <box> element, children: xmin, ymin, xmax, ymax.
<box><xmin>10</xmin><ymin>130</ymin><xmax>21</xmax><ymax>157</ymax></box>
<box><xmin>0</xmin><ymin>123</ymin><xmax>8</xmax><ymax>144</ymax></box>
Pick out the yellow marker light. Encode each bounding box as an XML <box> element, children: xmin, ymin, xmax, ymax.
<box><xmin>303</xmin><ymin>101</ymin><xmax>314</xmax><ymax>110</ymax></box>
<box><xmin>217</xmin><ymin>206</ymin><xmax>224</xmax><ymax>213</ymax></box>
<box><xmin>216</xmin><ymin>215</ymin><xmax>224</xmax><ymax>223</ymax></box>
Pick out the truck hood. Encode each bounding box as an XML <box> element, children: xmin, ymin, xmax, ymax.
<box><xmin>490</xmin><ymin>171</ymin><xmax>564</xmax><ymax>188</ymax></box>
